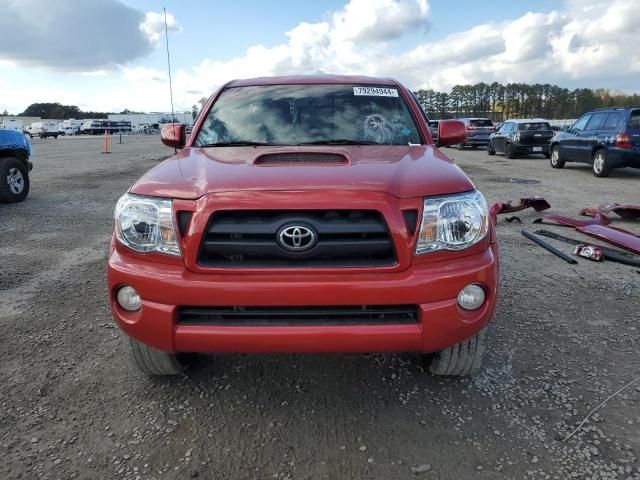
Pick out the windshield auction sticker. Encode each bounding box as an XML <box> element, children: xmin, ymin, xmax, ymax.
<box><xmin>353</xmin><ymin>87</ymin><xmax>399</xmax><ymax>97</ymax></box>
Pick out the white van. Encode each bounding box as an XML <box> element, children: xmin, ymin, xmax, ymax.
<box><xmin>29</xmin><ymin>122</ymin><xmax>59</xmax><ymax>139</ymax></box>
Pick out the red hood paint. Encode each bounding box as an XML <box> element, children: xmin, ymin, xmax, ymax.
<box><xmin>130</xmin><ymin>145</ymin><xmax>474</xmax><ymax>200</ymax></box>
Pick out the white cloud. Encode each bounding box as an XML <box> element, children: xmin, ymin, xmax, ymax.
<box><xmin>331</xmin><ymin>0</ymin><xmax>429</xmax><ymax>42</ymax></box>
<box><xmin>2</xmin><ymin>0</ymin><xmax>638</xmax><ymax>114</ymax></box>
<box><xmin>0</xmin><ymin>1</ymin><xmax>179</xmax><ymax>71</ymax></box>
<box><xmin>122</xmin><ymin>67</ymin><xmax>167</xmax><ymax>83</ymax></box>
<box><xmin>171</xmin><ymin>0</ymin><xmax>639</xmax><ymax>110</ymax></box>
<box><xmin>140</xmin><ymin>11</ymin><xmax>181</xmax><ymax>44</ymax></box>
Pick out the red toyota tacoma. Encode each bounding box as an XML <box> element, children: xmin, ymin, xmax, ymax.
<box><xmin>107</xmin><ymin>75</ymin><xmax>498</xmax><ymax>376</ymax></box>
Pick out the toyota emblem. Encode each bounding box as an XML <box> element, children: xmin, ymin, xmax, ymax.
<box><xmin>277</xmin><ymin>224</ymin><xmax>317</xmax><ymax>251</ymax></box>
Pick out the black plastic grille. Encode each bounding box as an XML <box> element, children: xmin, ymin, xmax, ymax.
<box><xmin>198</xmin><ymin>210</ymin><xmax>396</xmax><ymax>268</ymax></box>
<box><xmin>254</xmin><ymin>153</ymin><xmax>348</xmax><ymax>165</ymax></box>
<box><xmin>178</xmin><ymin>305</ymin><xmax>418</xmax><ymax>326</ymax></box>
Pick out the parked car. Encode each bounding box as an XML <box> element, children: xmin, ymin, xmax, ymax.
<box><xmin>451</xmin><ymin>118</ymin><xmax>494</xmax><ymax>149</ymax></box>
<box><xmin>29</xmin><ymin>121</ymin><xmax>59</xmax><ymax>139</ymax></box>
<box><xmin>0</xmin><ymin>129</ymin><xmax>32</xmax><ymax>203</ymax></box>
<box><xmin>107</xmin><ymin>75</ymin><xmax>498</xmax><ymax>377</ymax></box>
<box><xmin>487</xmin><ymin>119</ymin><xmax>554</xmax><ymax>158</ymax></box>
<box><xmin>428</xmin><ymin>120</ymin><xmax>439</xmax><ymax>143</ymax></box>
<box><xmin>549</xmin><ymin>107</ymin><xmax>640</xmax><ymax>177</ymax></box>
<box><xmin>60</xmin><ymin>126</ymin><xmax>80</xmax><ymax>136</ymax></box>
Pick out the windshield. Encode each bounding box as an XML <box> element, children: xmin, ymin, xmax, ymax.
<box><xmin>194</xmin><ymin>84</ymin><xmax>422</xmax><ymax>146</ymax></box>
<box><xmin>518</xmin><ymin>122</ymin><xmax>551</xmax><ymax>131</ymax></box>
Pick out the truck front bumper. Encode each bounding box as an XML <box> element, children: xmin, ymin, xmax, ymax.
<box><xmin>108</xmin><ymin>243</ymin><xmax>499</xmax><ymax>355</ymax></box>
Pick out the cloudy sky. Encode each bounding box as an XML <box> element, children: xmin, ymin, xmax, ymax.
<box><xmin>1</xmin><ymin>0</ymin><xmax>638</xmax><ymax>114</ymax></box>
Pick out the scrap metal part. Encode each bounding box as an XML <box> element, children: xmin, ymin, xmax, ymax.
<box><xmin>535</xmin><ymin>229</ymin><xmax>640</xmax><ymax>267</ymax></box>
<box><xmin>489</xmin><ymin>197</ymin><xmax>550</xmax><ymax>224</ymax></box>
<box><xmin>597</xmin><ymin>202</ymin><xmax>640</xmax><ymax>220</ymax></box>
<box><xmin>521</xmin><ymin>230</ymin><xmax>578</xmax><ymax>264</ymax></box>
<box><xmin>572</xmin><ymin>244</ymin><xmax>603</xmax><ymax>262</ymax></box>
<box><xmin>537</xmin><ymin>213</ymin><xmax>611</xmax><ymax>228</ymax></box>
<box><xmin>577</xmin><ymin>225</ymin><xmax>640</xmax><ymax>255</ymax></box>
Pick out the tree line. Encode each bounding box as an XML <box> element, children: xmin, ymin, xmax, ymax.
<box><xmin>11</xmin><ymin>102</ymin><xmax>109</xmax><ymax>119</ymax></box>
<box><xmin>5</xmin><ymin>84</ymin><xmax>638</xmax><ymax>121</ymax></box>
<box><xmin>413</xmin><ymin>83</ymin><xmax>640</xmax><ymax>121</ymax></box>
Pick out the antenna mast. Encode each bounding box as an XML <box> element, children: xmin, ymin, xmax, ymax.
<box><xmin>163</xmin><ymin>7</ymin><xmax>177</xmax><ymax>152</ymax></box>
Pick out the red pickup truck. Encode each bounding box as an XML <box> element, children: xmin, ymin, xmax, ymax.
<box><xmin>107</xmin><ymin>75</ymin><xmax>498</xmax><ymax>377</ymax></box>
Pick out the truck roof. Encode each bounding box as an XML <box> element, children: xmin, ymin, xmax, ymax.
<box><xmin>227</xmin><ymin>74</ymin><xmax>398</xmax><ymax>87</ymax></box>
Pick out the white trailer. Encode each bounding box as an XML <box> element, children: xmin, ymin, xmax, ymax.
<box><xmin>1</xmin><ymin>118</ymin><xmax>24</xmax><ymax>132</ymax></box>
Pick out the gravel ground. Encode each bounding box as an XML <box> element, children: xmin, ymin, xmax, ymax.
<box><xmin>1</xmin><ymin>136</ymin><xmax>639</xmax><ymax>480</ymax></box>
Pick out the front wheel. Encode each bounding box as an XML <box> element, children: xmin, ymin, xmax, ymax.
<box><xmin>456</xmin><ymin>143</ymin><xmax>465</xmax><ymax>151</ymax></box>
<box><xmin>505</xmin><ymin>142</ymin><xmax>516</xmax><ymax>159</ymax></box>
<box><xmin>592</xmin><ymin>149</ymin><xmax>612</xmax><ymax>178</ymax></box>
<box><xmin>0</xmin><ymin>157</ymin><xmax>30</xmax><ymax>203</ymax></box>
<box><xmin>129</xmin><ymin>338</ymin><xmax>187</xmax><ymax>376</ymax></box>
<box><xmin>487</xmin><ymin>141</ymin><xmax>495</xmax><ymax>155</ymax></box>
<box><xmin>429</xmin><ymin>328</ymin><xmax>487</xmax><ymax>376</ymax></box>
<box><xmin>549</xmin><ymin>145</ymin><xmax>565</xmax><ymax>168</ymax></box>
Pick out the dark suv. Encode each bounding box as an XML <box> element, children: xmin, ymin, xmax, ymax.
<box><xmin>487</xmin><ymin>119</ymin><xmax>554</xmax><ymax>158</ymax></box>
<box><xmin>549</xmin><ymin>107</ymin><xmax>640</xmax><ymax>177</ymax></box>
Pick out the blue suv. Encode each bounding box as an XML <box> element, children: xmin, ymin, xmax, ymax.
<box><xmin>549</xmin><ymin>107</ymin><xmax>640</xmax><ymax>177</ymax></box>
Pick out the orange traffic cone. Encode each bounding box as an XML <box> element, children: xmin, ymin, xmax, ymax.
<box><xmin>102</xmin><ymin>128</ymin><xmax>111</xmax><ymax>154</ymax></box>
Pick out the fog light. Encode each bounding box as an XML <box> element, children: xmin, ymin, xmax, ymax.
<box><xmin>457</xmin><ymin>284</ymin><xmax>485</xmax><ymax>311</ymax></box>
<box><xmin>116</xmin><ymin>286</ymin><xmax>141</xmax><ymax>311</ymax></box>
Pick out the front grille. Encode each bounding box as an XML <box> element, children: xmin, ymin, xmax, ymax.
<box><xmin>198</xmin><ymin>210</ymin><xmax>396</xmax><ymax>268</ymax></box>
<box><xmin>178</xmin><ymin>305</ymin><xmax>418</xmax><ymax>326</ymax></box>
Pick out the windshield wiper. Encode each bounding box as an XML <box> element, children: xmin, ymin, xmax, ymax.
<box><xmin>199</xmin><ymin>141</ymin><xmax>276</xmax><ymax>147</ymax></box>
<box><xmin>297</xmin><ymin>139</ymin><xmax>380</xmax><ymax>145</ymax></box>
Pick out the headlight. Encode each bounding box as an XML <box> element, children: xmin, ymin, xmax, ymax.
<box><xmin>415</xmin><ymin>190</ymin><xmax>489</xmax><ymax>255</ymax></box>
<box><xmin>514</xmin><ymin>132</ymin><xmax>521</xmax><ymax>142</ymax></box>
<box><xmin>114</xmin><ymin>193</ymin><xmax>181</xmax><ymax>256</ymax></box>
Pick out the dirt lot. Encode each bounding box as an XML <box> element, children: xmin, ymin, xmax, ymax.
<box><xmin>1</xmin><ymin>136</ymin><xmax>639</xmax><ymax>480</ymax></box>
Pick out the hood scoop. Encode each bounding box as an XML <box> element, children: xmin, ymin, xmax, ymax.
<box><xmin>254</xmin><ymin>152</ymin><xmax>349</xmax><ymax>166</ymax></box>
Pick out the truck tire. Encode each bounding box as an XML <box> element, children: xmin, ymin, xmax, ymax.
<box><xmin>592</xmin><ymin>149</ymin><xmax>612</xmax><ymax>178</ymax></box>
<box><xmin>429</xmin><ymin>328</ymin><xmax>487</xmax><ymax>376</ymax></box>
<box><xmin>0</xmin><ymin>157</ymin><xmax>30</xmax><ymax>203</ymax></box>
<box><xmin>130</xmin><ymin>338</ymin><xmax>186</xmax><ymax>376</ymax></box>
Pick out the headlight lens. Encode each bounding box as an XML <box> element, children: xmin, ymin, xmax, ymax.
<box><xmin>415</xmin><ymin>190</ymin><xmax>489</xmax><ymax>254</ymax></box>
<box><xmin>514</xmin><ymin>132</ymin><xmax>521</xmax><ymax>142</ymax></box>
<box><xmin>115</xmin><ymin>193</ymin><xmax>181</xmax><ymax>256</ymax></box>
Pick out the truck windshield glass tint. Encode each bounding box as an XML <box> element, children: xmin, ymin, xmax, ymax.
<box><xmin>194</xmin><ymin>85</ymin><xmax>421</xmax><ymax>146</ymax></box>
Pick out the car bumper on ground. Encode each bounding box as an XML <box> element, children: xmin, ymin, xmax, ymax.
<box><xmin>107</xmin><ymin>243</ymin><xmax>499</xmax><ymax>355</ymax></box>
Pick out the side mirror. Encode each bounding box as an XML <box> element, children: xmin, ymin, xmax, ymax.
<box><xmin>437</xmin><ymin>120</ymin><xmax>466</xmax><ymax>147</ymax></box>
<box><xmin>160</xmin><ymin>123</ymin><xmax>186</xmax><ymax>148</ymax></box>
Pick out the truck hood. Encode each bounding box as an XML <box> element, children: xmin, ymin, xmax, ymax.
<box><xmin>130</xmin><ymin>145</ymin><xmax>475</xmax><ymax>200</ymax></box>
